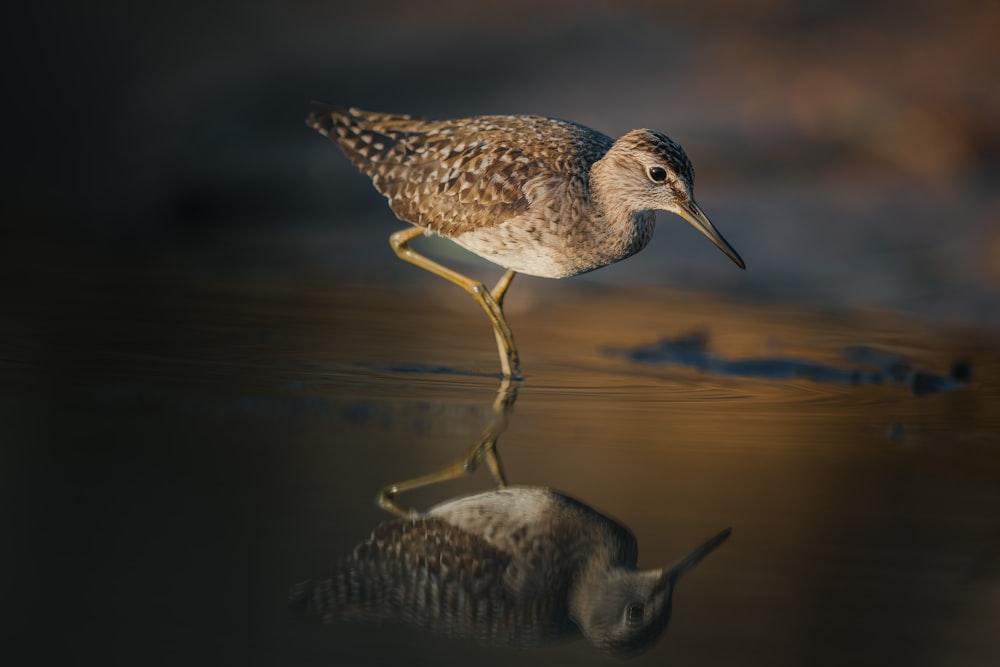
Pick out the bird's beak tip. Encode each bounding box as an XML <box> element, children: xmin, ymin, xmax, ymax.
<box><xmin>679</xmin><ymin>202</ymin><xmax>745</xmax><ymax>272</ymax></box>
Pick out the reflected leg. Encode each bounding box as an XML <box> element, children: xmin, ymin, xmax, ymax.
<box><xmin>377</xmin><ymin>379</ymin><xmax>519</xmax><ymax>517</ymax></box>
<box><xmin>390</xmin><ymin>228</ymin><xmax>521</xmax><ymax>379</ymax></box>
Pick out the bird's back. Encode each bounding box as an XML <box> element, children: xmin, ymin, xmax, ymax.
<box><xmin>307</xmin><ymin>106</ymin><xmax>615</xmax><ymax>239</ymax></box>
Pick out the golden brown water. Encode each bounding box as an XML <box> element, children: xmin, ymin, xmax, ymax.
<box><xmin>9</xmin><ymin>234</ymin><xmax>998</xmax><ymax>665</ymax></box>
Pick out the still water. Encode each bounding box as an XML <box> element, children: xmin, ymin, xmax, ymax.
<box><xmin>11</xmin><ymin>242</ymin><xmax>999</xmax><ymax>666</ymax></box>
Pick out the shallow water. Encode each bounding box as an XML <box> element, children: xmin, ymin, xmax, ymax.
<box><xmin>8</xmin><ymin>236</ymin><xmax>1000</xmax><ymax>666</ymax></box>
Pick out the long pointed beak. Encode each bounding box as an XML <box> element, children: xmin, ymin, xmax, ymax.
<box><xmin>677</xmin><ymin>201</ymin><xmax>746</xmax><ymax>270</ymax></box>
<box><xmin>655</xmin><ymin>527</ymin><xmax>732</xmax><ymax>593</ymax></box>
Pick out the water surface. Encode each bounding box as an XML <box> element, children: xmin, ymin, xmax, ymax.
<box><xmin>8</xmin><ymin>240</ymin><xmax>999</xmax><ymax>666</ymax></box>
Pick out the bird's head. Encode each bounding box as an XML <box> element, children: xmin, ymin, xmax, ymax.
<box><xmin>597</xmin><ymin>129</ymin><xmax>745</xmax><ymax>269</ymax></box>
<box><xmin>569</xmin><ymin>527</ymin><xmax>731</xmax><ymax>657</ymax></box>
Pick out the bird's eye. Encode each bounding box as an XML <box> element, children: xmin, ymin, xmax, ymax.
<box><xmin>625</xmin><ymin>603</ymin><xmax>645</xmax><ymax>628</ymax></box>
<box><xmin>647</xmin><ymin>166</ymin><xmax>668</xmax><ymax>182</ymax></box>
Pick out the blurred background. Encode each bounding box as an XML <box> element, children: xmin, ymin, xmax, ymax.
<box><xmin>6</xmin><ymin>0</ymin><xmax>1000</xmax><ymax>323</ymax></box>
<box><xmin>5</xmin><ymin>1</ymin><xmax>1000</xmax><ymax>665</ymax></box>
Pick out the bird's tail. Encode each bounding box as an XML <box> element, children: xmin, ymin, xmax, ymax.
<box><xmin>305</xmin><ymin>104</ymin><xmax>417</xmax><ymax>136</ymax></box>
<box><xmin>288</xmin><ymin>568</ymin><xmax>368</xmax><ymax>623</ymax></box>
<box><xmin>304</xmin><ymin>102</ymin><xmax>349</xmax><ymax>137</ymax></box>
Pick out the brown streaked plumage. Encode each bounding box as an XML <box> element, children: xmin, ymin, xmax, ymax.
<box><xmin>307</xmin><ymin>105</ymin><xmax>744</xmax><ymax>378</ymax></box>
<box><xmin>291</xmin><ymin>486</ymin><xmax>731</xmax><ymax>656</ymax></box>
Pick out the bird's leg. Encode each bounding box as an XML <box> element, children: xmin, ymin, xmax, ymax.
<box><xmin>376</xmin><ymin>378</ymin><xmax>520</xmax><ymax>517</ymax></box>
<box><xmin>488</xmin><ymin>269</ymin><xmax>518</xmax><ymax>379</ymax></box>
<box><xmin>389</xmin><ymin>228</ymin><xmax>521</xmax><ymax>378</ymax></box>
<box><xmin>491</xmin><ymin>269</ymin><xmax>517</xmax><ymax>307</ymax></box>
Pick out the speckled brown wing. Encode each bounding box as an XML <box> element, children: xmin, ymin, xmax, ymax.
<box><xmin>291</xmin><ymin>516</ymin><xmax>575</xmax><ymax>647</ymax></box>
<box><xmin>307</xmin><ymin>106</ymin><xmax>613</xmax><ymax>238</ymax></box>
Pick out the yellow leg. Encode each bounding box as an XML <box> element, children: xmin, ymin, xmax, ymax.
<box><xmin>489</xmin><ymin>269</ymin><xmax>517</xmax><ymax>375</ymax></box>
<box><xmin>491</xmin><ymin>269</ymin><xmax>517</xmax><ymax>306</ymax></box>
<box><xmin>389</xmin><ymin>227</ymin><xmax>521</xmax><ymax>379</ymax></box>
<box><xmin>376</xmin><ymin>378</ymin><xmax>519</xmax><ymax>517</ymax></box>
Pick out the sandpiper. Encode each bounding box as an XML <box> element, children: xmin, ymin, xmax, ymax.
<box><xmin>292</xmin><ymin>486</ymin><xmax>731</xmax><ymax>656</ymax></box>
<box><xmin>308</xmin><ymin>106</ymin><xmax>745</xmax><ymax>378</ymax></box>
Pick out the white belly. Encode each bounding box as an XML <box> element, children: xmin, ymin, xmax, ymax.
<box><xmin>449</xmin><ymin>213</ymin><xmax>653</xmax><ymax>279</ymax></box>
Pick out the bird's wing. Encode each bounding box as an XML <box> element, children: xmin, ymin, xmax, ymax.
<box><xmin>292</xmin><ymin>516</ymin><xmax>568</xmax><ymax>645</ymax></box>
<box><xmin>308</xmin><ymin>107</ymin><xmax>610</xmax><ymax>236</ymax></box>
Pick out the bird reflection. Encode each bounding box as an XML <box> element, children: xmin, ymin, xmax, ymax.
<box><xmin>292</xmin><ymin>379</ymin><xmax>730</xmax><ymax>657</ymax></box>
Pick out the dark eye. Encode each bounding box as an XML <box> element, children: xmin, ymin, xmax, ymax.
<box><xmin>625</xmin><ymin>603</ymin><xmax>645</xmax><ymax>628</ymax></box>
<box><xmin>647</xmin><ymin>166</ymin><xmax>668</xmax><ymax>182</ymax></box>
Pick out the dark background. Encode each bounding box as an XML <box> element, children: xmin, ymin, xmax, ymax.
<box><xmin>6</xmin><ymin>0</ymin><xmax>1000</xmax><ymax>321</ymax></box>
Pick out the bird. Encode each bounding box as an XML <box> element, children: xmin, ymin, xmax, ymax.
<box><xmin>291</xmin><ymin>486</ymin><xmax>731</xmax><ymax>656</ymax></box>
<box><xmin>307</xmin><ymin>106</ymin><xmax>745</xmax><ymax>378</ymax></box>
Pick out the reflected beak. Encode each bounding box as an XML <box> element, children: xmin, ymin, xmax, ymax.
<box><xmin>655</xmin><ymin>527</ymin><xmax>733</xmax><ymax>593</ymax></box>
<box><xmin>677</xmin><ymin>201</ymin><xmax>746</xmax><ymax>270</ymax></box>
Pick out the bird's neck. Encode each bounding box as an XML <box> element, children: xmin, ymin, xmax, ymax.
<box><xmin>587</xmin><ymin>195</ymin><xmax>656</xmax><ymax>266</ymax></box>
<box><xmin>589</xmin><ymin>151</ymin><xmax>642</xmax><ymax>226</ymax></box>
<box><xmin>568</xmin><ymin>560</ymin><xmax>616</xmax><ymax>616</ymax></box>
<box><xmin>566</xmin><ymin>537</ymin><xmax>639</xmax><ymax>616</ymax></box>
<box><xmin>588</xmin><ymin>152</ymin><xmax>656</xmax><ymax>261</ymax></box>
